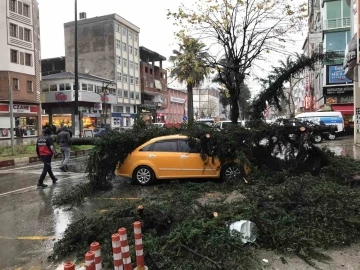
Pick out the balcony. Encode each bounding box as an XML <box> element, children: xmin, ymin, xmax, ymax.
<box><xmin>323</xmin><ymin>17</ymin><xmax>350</xmax><ymax>30</ymax></box>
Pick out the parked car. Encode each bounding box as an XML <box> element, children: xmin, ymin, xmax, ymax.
<box><xmin>93</xmin><ymin>128</ymin><xmax>108</xmax><ymax>137</ymax></box>
<box><xmin>152</xmin><ymin>123</ymin><xmax>166</xmax><ymax>127</ymax></box>
<box><xmin>115</xmin><ymin>135</ymin><xmax>249</xmax><ymax>185</ymax></box>
<box><xmin>212</xmin><ymin>120</ymin><xmax>242</xmax><ymax>130</ymax></box>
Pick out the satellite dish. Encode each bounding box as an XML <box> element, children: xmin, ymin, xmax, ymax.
<box><xmin>84</xmin><ymin>68</ymin><xmax>90</xmax><ymax>74</ymax></box>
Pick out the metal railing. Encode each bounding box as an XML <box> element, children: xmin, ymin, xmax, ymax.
<box><xmin>324</xmin><ymin>17</ymin><xmax>350</xmax><ymax>30</ymax></box>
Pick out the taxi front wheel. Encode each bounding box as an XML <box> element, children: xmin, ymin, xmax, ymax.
<box><xmin>221</xmin><ymin>163</ymin><xmax>243</xmax><ymax>181</ymax></box>
<box><xmin>133</xmin><ymin>166</ymin><xmax>155</xmax><ymax>185</ymax></box>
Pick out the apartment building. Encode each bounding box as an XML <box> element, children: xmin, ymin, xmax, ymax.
<box><xmin>165</xmin><ymin>88</ymin><xmax>187</xmax><ymax>123</ymax></box>
<box><xmin>139</xmin><ymin>47</ymin><xmax>168</xmax><ymax>123</ymax></box>
<box><xmin>0</xmin><ymin>0</ymin><xmax>41</xmax><ymax>139</ymax></box>
<box><xmin>64</xmin><ymin>13</ymin><xmax>140</xmax><ymax>127</ymax></box>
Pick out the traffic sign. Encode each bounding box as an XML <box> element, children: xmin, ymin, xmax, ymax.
<box><xmin>183</xmin><ymin>116</ymin><xmax>188</xmax><ymax>121</ymax></box>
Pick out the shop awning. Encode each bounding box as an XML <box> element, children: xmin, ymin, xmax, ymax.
<box><xmin>332</xmin><ymin>104</ymin><xmax>354</xmax><ymax>115</ymax></box>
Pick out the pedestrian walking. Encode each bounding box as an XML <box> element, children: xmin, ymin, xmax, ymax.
<box><xmin>36</xmin><ymin>128</ymin><xmax>58</xmax><ymax>188</ymax></box>
<box><xmin>57</xmin><ymin>126</ymin><xmax>71</xmax><ymax>172</ymax></box>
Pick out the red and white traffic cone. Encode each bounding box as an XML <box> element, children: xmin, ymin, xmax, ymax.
<box><xmin>118</xmin><ymin>227</ymin><xmax>132</xmax><ymax>270</ymax></box>
<box><xmin>85</xmin><ymin>251</ymin><xmax>95</xmax><ymax>270</ymax></box>
<box><xmin>133</xmin><ymin>221</ymin><xmax>147</xmax><ymax>270</ymax></box>
<box><xmin>112</xmin><ymin>233</ymin><xmax>123</xmax><ymax>270</ymax></box>
<box><xmin>63</xmin><ymin>261</ymin><xmax>75</xmax><ymax>270</ymax></box>
<box><xmin>90</xmin><ymin>242</ymin><xmax>102</xmax><ymax>270</ymax></box>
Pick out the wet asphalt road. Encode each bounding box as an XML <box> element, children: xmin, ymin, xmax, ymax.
<box><xmin>0</xmin><ymin>135</ymin><xmax>359</xmax><ymax>270</ymax></box>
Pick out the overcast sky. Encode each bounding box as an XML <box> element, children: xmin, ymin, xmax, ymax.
<box><xmin>38</xmin><ymin>0</ymin><xmax>306</xmax><ymax>92</ymax></box>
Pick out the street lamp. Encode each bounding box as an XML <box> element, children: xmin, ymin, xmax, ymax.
<box><xmin>74</xmin><ymin>0</ymin><xmax>80</xmax><ymax>137</ymax></box>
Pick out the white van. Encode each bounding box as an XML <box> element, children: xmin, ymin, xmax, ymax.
<box><xmin>213</xmin><ymin>120</ymin><xmax>242</xmax><ymax>130</ymax></box>
<box><xmin>295</xmin><ymin>111</ymin><xmax>344</xmax><ymax>138</ymax></box>
<box><xmin>198</xmin><ymin>118</ymin><xmax>215</xmax><ymax>126</ymax></box>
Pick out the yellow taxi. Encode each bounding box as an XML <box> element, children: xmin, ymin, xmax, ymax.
<box><xmin>115</xmin><ymin>135</ymin><xmax>247</xmax><ymax>185</ymax></box>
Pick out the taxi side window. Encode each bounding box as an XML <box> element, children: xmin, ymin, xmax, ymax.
<box><xmin>152</xmin><ymin>140</ymin><xmax>178</xmax><ymax>152</ymax></box>
<box><xmin>140</xmin><ymin>144</ymin><xmax>153</xmax><ymax>151</ymax></box>
<box><xmin>178</xmin><ymin>139</ymin><xmax>199</xmax><ymax>153</ymax></box>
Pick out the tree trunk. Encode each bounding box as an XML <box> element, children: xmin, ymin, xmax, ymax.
<box><xmin>187</xmin><ymin>83</ymin><xmax>194</xmax><ymax>125</ymax></box>
<box><xmin>230</xmin><ymin>94</ymin><xmax>239</xmax><ymax>123</ymax></box>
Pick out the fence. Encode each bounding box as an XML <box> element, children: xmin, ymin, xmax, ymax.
<box><xmin>63</xmin><ymin>221</ymin><xmax>148</xmax><ymax>270</ymax></box>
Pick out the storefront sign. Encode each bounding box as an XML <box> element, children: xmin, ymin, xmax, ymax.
<box><xmin>13</xmin><ymin>104</ymin><xmax>30</xmax><ymax>113</ymax></box>
<box><xmin>327</xmin><ymin>65</ymin><xmax>352</xmax><ymax>84</ymax></box>
<box><xmin>94</xmin><ymin>103</ymin><xmax>102</xmax><ymax>110</ymax></box>
<box><xmin>309</xmin><ymin>32</ymin><xmax>322</xmax><ymax>44</ymax></box>
<box><xmin>55</xmin><ymin>92</ymin><xmax>68</xmax><ymax>102</ymax></box>
<box><xmin>326</xmin><ymin>95</ymin><xmax>354</xmax><ymax>104</ymax></box>
<box><xmin>83</xmin><ymin>113</ymin><xmax>101</xmax><ymax>118</ymax></box>
<box><xmin>112</xmin><ymin>113</ymin><xmax>137</xmax><ymax>118</ymax></box>
<box><xmin>170</xmin><ymin>97</ymin><xmax>185</xmax><ymax>103</ymax></box>
<box><xmin>323</xmin><ymin>85</ymin><xmax>353</xmax><ymax>95</ymax></box>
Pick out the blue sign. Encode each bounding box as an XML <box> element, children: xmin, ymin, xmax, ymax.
<box><xmin>328</xmin><ymin>65</ymin><xmax>352</xmax><ymax>84</ymax></box>
<box><xmin>183</xmin><ymin>116</ymin><xmax>188</xmax><ymax>121</ymax></box>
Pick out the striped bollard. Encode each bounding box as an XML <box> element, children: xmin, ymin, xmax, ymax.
<box><xmin>85</xmin><ymin>251</ymin><xmax>95</xmax><ymax>270</ymax></box>
<box><xmin>90</xmin><ymin>242</ymin><xmax>102</xmax><ymax>270</ymax></box>
<box><xmin>118</xmin><ymin>227</ymin><xmax>133</xmax><ymax>270</ymax></box>
<box><xmin>63</xmin><ymin>261</ymin><xmax>75</xmax><ymax>270</ymax></box>
<box><xmin>112</xmin><ymin>233</ymin><xmax>123</xmax><ymax>270</ymax></box>
<box><xmin>133</xmin><ymin>221</ymin><xmax>147</xmax><ymax>270</ymax></box>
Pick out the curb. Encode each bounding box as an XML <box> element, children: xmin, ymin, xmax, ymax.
<box><xmin>0</xmin><ymin>149</ymin><xmax>91</xmax><ymax>168</ymax></box>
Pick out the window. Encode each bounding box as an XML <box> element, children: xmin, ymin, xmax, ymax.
<box><xmin>123</xmin><ymin>43</ymin><xmax>127</xmax><ymax>52</ymax></box>
<box><xmin>129</xmin><ymin>46</ymin><xmax>133</xmax><ymax>54</ymax></box>
<box><xmin>19</xmin><ymin>27</ymin><xmax>23</xmax><ymax>40</ymax></box>
<box><xmin>116</xmin><ymin>39</ymin><xmax>121</xmax><ymax>49</ymax></box>
<box><xmin>126</xmin><ymin>106</ymin><xmax>131</xmax><ymax>113</ymax></box>
<box><xmin>325</xmin><ymin>31</ymin><xmax>350</xmax><ymax>52</ymax></box>
<box><xmin>140</xmin><ymin>144</ymin><xmax>153</xmax><ymax>151</ymax></box>
<box><xmin>27</xmin><ymin>81</ymin><xmax>33</xmax><ymax>92</ymax></box>
<box><xmin>88</xmin><ymin>84</ymin><xmax>95</xmax><ymax>92</ymax></box>
<box><xmin>135</xmin><ymin>91</ymin><xmax>140</xmax><ymax>100</ymax></box>
<box><xmin>10</xmin><ymin>49</ymin><xmax>18</xmax><ymax>63</ymax></box>
<box><xmin>326</xmin><ymin>1</ymin><xmax>341</xmax><ymax>20</ymax></box>
<box><xmin>59</xmin><ymin>84</ymin><xmax>65</xmax><ymax>90</ymax></box>
<box><xmin>123</xmin><ymin>59</ymin><xmax>127</xmax><ymax>67</ymax></box>
<box><xmin>19</xmin><ymin>52</ymin><xmax>24</xmax><ymax>65</ymax></box>
<box><xmin>135</xmin><ymin>77</ymin><xmax>139</xmax><ymax>84</ymax></box>
<box><xmin>9</xmin><ymin>0</ymin><xmax>16</xmax><ymax>12</ymax></box>
<box><xmin>13</xmin><ymin>78</ymin><xmax>19</xmax><ymax>90</ymax></box>
<box><xmin>150</xmin><ymin>68</ymin><xmax>153</xmax><ymax>75</ymax></box>
<box><xmin>117</xmin><ymin>89</ymin><xmax>122</xmax><ymax>97</ymax></box>
<box><xmin>129</xmin><ymin>61</ymin><xmax>133</xmax><ymax>69</ymax></box>
<box><xmin>23</xmin><ymin>4</ymin><xmax>30</xmax><ymax>17</ymax></box>
<box><xmin>145</xmin><ymin>67</ymin><xmax>148</xmax><ymax>73</ymax></box>
<box><xmin>135</xmin><ymin>63</ymin><xmax>139</xmax><ymax>70</ymax></box>
<box><xmin>179</xmin><ymin>140</ymin><xmax>199</xmax><ymax>153</ymax></box>
<box><xmin>145</xmin><ymin>80</ymin><xmax>149</xmax><ymax>87</ymax></box>
<box><xmin>129</xmin><ymin>30</ymin><xmax>133</xmax><ymax>39</ymax></box>
<box><xmin>124</xmin><ymin>90</ymin><xmax>128</xmax><ymax>98</ymax></box>
<box><xmin>130</xmin><ymin>76</ymin><xmax>134</xmax><ymax>84</ymax></box>
<box><xmin>115</xmin><ymin>105</ymin><xmax>123</xmax><ymax>112</ymax></box>
<box><xmin>18</xmin><ymin>1</ymin><xmax>22</xmax><ymax>15</ymax></box>
<box><xmin>25</xmin><ymin>53</ymin><xmax>32</xmax><ymax>66</ymax></box>
<box><xmin>134</xmin><ymin>33</ymin><xmax>138</xmax><ymax>42</ymax></box>
<box><xmin>41</xmin><ymin>84</ymin><xmax>49</xmax><ymax>92</ymax></box>
<box><xmin>24</xmin><ymin>28</ymin><xmax>31</xmax><ymax>42</ymax></box>
<box><xmin>50</xmin><ymin>84</ymin><xmax>57</xmax><ymax>91</ymax></box>
<box><xmin>10</xmin><ymin>23</ymin><xmax>17</xmax><ymax>37</ymax></box>
<box><xmin>134</xmin><ymin>48</ymin><xmax>138</xmax><ymax>56</ymax></box>
<box><xmin>65</xmin><ymin>83</ymin><xmax>71</xmax><ymax>90</ymax></box>
<box><xmin>130</xmin><ymin>91</ymin><xmax>134</xmax><ymax>99</ymax></box>
<box><xmin>82</xmin><ymin>83</ymin><xmax>87</xmax><ymax>91</ymax></box>
<box><xmin>153</xmin><ymin>140</ymin><xmax>178</xmax><ymax>152</ymax></box>
<box><xmin>117</xmin><ymin>72</ymin><xmax>122</xmax><ymax>81</ymax></box>
<box><xmin>96</xmin><ymin>86</ymin><xmax>102</xmax><ymax>93</ymax></box>
<box><xmin>122</xmin><ymin>27</ymin><xmax>127</xmax><ymax>36</ymax></box>
<box><xmin>116</xmin><ymin>23</ymin><xmax>120</xmax><ymax>32</ymax></box>
<box><xmin>123</xmin><ymin>74</ymin><xmax>128</xmax><ymax>83</ymax></box>
<box><xmin>150</xmin><ymin>81</ymin><xmax>154</xmax><ymax>88</ymax></box>
<box><xmin>116</xmin><ymin>56</ymin><xmax>121</xmax><ymax>65</ymax></box>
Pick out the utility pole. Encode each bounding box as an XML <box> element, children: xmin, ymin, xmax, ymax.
<box><xmin>9</xmin><ymin>85</ymin><xmax>14</xmax><ymax>155</ymax></box>
<box><xmin>74</xmin><ymin>0</ymin><xmax>80</xmax><ymax>137</ymax></box>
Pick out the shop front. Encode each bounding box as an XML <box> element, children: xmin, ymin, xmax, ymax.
<box><xmin>0</xmin><ymin>103</ymin><xmax>40</xmax><ymax>138</ymax></box>
<box><xmin>138</xmin><ymin>105</ymin><xmax>157</xmax><ymax>125</ymax></box>
<box><xmin>111</xmin><ymin>113</ymin><xmax>137</xmax><ymax>127</ymax></box>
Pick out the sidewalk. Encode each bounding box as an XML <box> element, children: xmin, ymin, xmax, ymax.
<box><xmin>0</xmin><ymin>149</ymin><xmax>91</xmax><ymax>168</ymax></box>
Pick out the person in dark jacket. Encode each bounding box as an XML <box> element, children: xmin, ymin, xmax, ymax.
<box><xmin>36</xmin><ymin>128</ymin><xmax>58</xmax><ymax>188</ymax></box>
<box><xmin>57</xmin><ymin>126</ymin><xmax>71</xmax><ymax>172</ymax></box>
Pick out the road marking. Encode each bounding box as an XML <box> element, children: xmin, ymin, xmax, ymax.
<box><xmin>0</xmin><ymin>236</ymin><xmax>56</xmax><ymax>240</ymax></box>
<box><xmin>0</xmin><ymin>156</ymin><xmax>87</xmax><ymax>172</ymax></box>
<box><xmin>0</xmin><ymin>175</ymin><xmax>85</xmax><ymax>198</ymax></box>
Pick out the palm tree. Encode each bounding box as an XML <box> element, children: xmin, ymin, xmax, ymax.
<box><xmin>169</xmin><ymin>34</ymin><xmax>209</xmax><ymax>125</ymax></box>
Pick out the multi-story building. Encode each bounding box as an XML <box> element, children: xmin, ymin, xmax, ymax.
<box><xmin>40</xmin><ymin>72</ymin><xmax>117</xmax><ymax>132</ymax></box>
<box><xmin>193</xmin><ymin>86</ymin><xmax>220</xmax><ymax>119</ymax></box>
<box><xmin>0</xmin><ymin>0</ymin><xmax>41</xmax><ymax>139</ymax></box>
<box><xmin>139</xmin><ymin>47</ymin><xmax>168</xmax><ymax>123</ymax></box>
<box><xmin>41</xmin><ymin>56</ymin><xmax>65</xmax><ymax>76</ymax></box>
<box><xmin>165</xmin><ymin>88</ymin><xmax>187</xmax><ymax>123</ymax></box>
<box><xmin>64</xmin><ymin>13</ymin><xmax>140</xmax><ymax>127</ymax></box>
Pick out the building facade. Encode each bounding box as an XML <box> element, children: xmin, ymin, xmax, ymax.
<box><xmin>0</xmin><ymin>0</ymin><xmax>41</xmax><ymax>139</ymax></box>
<box><xmin>64</xmin><ymin>13</ymin><xmax>140</xmax><ymax>127</ymax></box>
<box><xmin>41</xmin><ymin>56</ymin><xmax>66</xmax><ymax>76</ymax></box>
<box><xmin>193</xmin><ymin>86</ymin><xmax>220</xmax><ymax>119</ymax></box>
<box><xmin>139</xmin><ymin>47</ymin><xmax>168</xmax><ymax>123</ymax></box>
<box><xmin>165</xmin><ymin>88</ymin><xmax>187</xmax><ymax>123</ymax></box>
<box><xmin>41</xmin><ymin>72</ymin><xmax>117</xmax><ymax>132</ymax></box>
